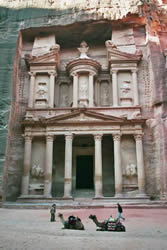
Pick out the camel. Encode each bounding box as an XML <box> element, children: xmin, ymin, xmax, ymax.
<box><xmin>58</xmin><ymin>213</ymin><xmax>85</xmax><ymax>230</ymax></box>
<box><xmin>89</xmin><ymin>214</ymin><xmax>126</xmax><ymax>232</ymax></box>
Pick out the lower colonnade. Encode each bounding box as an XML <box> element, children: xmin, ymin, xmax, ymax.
<box><xmin>21</xmin><ymin>132</ymin><xmax>146</xmax><ymax>199</ymax></box>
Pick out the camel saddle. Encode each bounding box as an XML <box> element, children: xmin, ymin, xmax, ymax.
<box><xmin>68</xmin><ymin>215</ymin><xmax>80</xmax><ymax>225</ymax></box>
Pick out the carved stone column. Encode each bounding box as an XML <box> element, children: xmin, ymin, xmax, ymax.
<box><xmin>94</xmin><ymin>134</ymin><xmax>103</xmax><ymax>198</ymax></box>
<box><xmin>111</xmin><ymin>69</ymin><xmax>118</xmax><ymax>106</ymax></box>
<box><xmin>21</xmin><ymin>134</ymin><xmax>33</xmax><ymax>196</ymax></box>
<box><xmin>113</xmin><ymin>134</ymin><xmax>123</xmax><ymax>197</ymax></box>
<box><xmin>44</xmin><ymin>134</ymin><xmax>54</xmax><ymax>197</ymax></box>
<box><xmin>132</xmin><ymin>69</ymin><xmax>139</xmax><ymax>106</ymax></box>
<box><xmin>72</xmin><ymin>73</ymin><xmax>78</xmax><ymax>108</ymax></box>
<box><xmin>89</xmin><ymin>72</ymin><xmax>95</xmax><ymax>107</ymax></box>
<box><xmin>64</xmin><ymin>134</ymin><xmax>73</xmax><ymax>198</ymax></box>
<box><xmin>134</xmin><ymin>134</ymin><xmax>146</xmax><ymax>196</ymax></box>
<box><xmin>49</xmin><ymin>71</ymin><xmax>56</xmax><ymax>108</ymax></box>
<box><xmin>28</xmin><ymin>72</ymin><xmax>36</xmax><ymax>108</ymax></box>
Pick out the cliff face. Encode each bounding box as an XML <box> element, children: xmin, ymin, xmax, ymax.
<box><xmin>0</xmin><ymin>0</ymin><xmax>167</xmax><ymax>200</ymax></box>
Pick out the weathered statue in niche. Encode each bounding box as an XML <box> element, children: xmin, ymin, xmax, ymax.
<box><xmin>79</xmin><ymin>77</ymin><xmax>88</xmax><ymax>99</ymax></box>
<box><xmin>120</xmin><ymin>80</ymin><xmax>132</xmax><ymax>106</ymax></box>
<box><xmin>31</xmin><ymin>164</ymin><xmax>44</xmax><ymax>178</ymax></box>
<box><xmin>100</xmin><ymin>81</ymin><xmax>110</xmax><ymax>106</ymax></box>
<box><xmin>60</xmin><ymin>83</ymin><xmax>69</xmax><ymax>107</ymax></box>
<box><xmin>78</xmin><ymin>75</ymin><xmax>89</xmax><ymax>107</ymax></box>
<box><xmin>125</xmin><ymin>163</ymin><xmax>137</xmax><ymax>177</ymax></box>
<box><xmin>120</xmin><ymin>80</ymin><xmax>131</xmax><ymax>98</ymax></box>
<box><xmin>36</xmin><ymin>82</ymin><xmax>48</xmax><ymax>99</ymax></box>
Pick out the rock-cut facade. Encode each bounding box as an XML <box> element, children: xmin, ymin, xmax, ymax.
<box><xmin>0</xmin><ymin>0</ymin><xmax>167</xmax><ymax>202</ymax></box>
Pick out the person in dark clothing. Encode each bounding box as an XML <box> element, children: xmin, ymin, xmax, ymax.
<box><xmin>117</xmin><ymin>203</ymin><xmax>125</xmax><ymax>222</ymax></box>
<box><xmin>50</xmin><ymin>204</ymin><xmax>56</xmax><ymax>222</ymax></box>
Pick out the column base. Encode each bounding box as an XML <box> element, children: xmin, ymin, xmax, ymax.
<box><xmin>43</xmin><ymin>195</ymin><xmax>52</xmax><ymax>199</ymax></box>
<box><xmin>136</xmin><ymin>192</ymin><xmax>149</xmax><ymax>199</ymax></box>
<box><xmin>161</xmin><ymin>192</ymin><xmax>167</xmax><ymax>200</ymax></box>
<box><xmin>114</xmin><ymin>193</ymin><xmax>124</xmax><ymax>198</ymax></box>
<box><xmin>63</xmin><ymin>196</ymin><xmax>73</xmax><ymax>200</ymax></box>
<box><xmin>93</xmin><ymin>195</ymin><xmax>104</xmax><ymax>199</ymax></box>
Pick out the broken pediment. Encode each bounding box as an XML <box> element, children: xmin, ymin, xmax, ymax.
<box><xmin>105</xmin><ymin>40</ymin><xmax>142</xmax><ymax>64</ymax></box>
<box><xmin>45</xmin><ymin>110</ymin><xmax>125</xmax><ymax>124</ymax></box>
<box><xmin>25</xmin><ymin>45</ymin><xmax>60</xmax><ymax>67</ymax></box>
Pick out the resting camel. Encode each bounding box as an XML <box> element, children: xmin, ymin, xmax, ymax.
<box><xmin>58</xmin><ymin>213</ymin><xmax>85</xmax><ymax>230</ymax></box>
<box><xmin>89</xmin><ymin>214</ymin><xmax>126</xmax><ymax>232</ymax></box>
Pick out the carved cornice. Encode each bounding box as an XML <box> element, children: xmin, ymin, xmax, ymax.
<box><xmin>22</xmin><ymin>108</ymin><xmax>146</xmax><ymax>127</ymax></box>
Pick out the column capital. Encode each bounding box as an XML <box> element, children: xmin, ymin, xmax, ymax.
<box><xmin>113</xmin><ymin>134</ymin><xmax>121</xmax><ymax>141</ymax></box>
<box><xmin>46</xmin><ymin>134</ymin><xmax>54</xmax><ymax>141</ymax></box>
<box><xmin>24</xmin><ymin>134</ymin><xmax>33</xmax><ymax>141</ymax></box>
<box><xmin>28</xmin><ymin>71</ymin><xmax>36</xmax><ymax>77</ymax></box>
<box><xmin>89</xmin><ymin>71</ymin><xmax>96</xmax><ymax>77</ymax></box>
<box><xmin>94</xmin><ymin>134</ymin><xmax>103</xmax><ymax>141</ymax></box>
<box><xmin>48</xmin><ymin>71</ymin><xmax>57</xmax><ymax>77</ymax></box>
<box><xmin>71</xmin><ymin>72</ymin><xmax>78</xmax><ymax>77</ymax></box>
<box><xmin>134</xmin><ymin>134</ymin><xmax>143</xmax><ymax>141</ymax></box>
<box><xmin>131</xmin><ymin>68</ymin><xmax>138</xmax><ymax>73</ymax></box>
<box><xmin>65</xmin><ymin>134</ymin><xmax>73</xmax><ymax>140</ymax></box>
<box><xmin>110</xmin><ymin>68</ymin><xmax>118</xmax><ymax>74</ymax></box>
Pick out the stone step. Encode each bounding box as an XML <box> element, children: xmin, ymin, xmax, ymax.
<box><xmin>1</xmin><ymin>199</ymin><xmax>167</xmax><ymax>209</ymax></box>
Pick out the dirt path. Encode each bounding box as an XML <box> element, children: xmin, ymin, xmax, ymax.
<box><xmin>0</xmin><ymin>208</ymin><xmax>167</xmax><ymax>250</ymax></box>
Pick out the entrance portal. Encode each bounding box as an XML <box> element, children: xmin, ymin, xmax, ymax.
<box><xmin>76</xmin><ymin>155</ymin><xmax>94</xmax><ymax>189</ymax></box>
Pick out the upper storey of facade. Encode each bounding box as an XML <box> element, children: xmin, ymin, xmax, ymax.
<box><xmin>24</xmin><ymin>33</ymin><xmax>143</xmax><ymax>122</ymax></box>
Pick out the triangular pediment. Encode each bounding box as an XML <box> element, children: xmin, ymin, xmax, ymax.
<box><xmin>27</xmin><ymin>47</ymin><xmax>60</xmax><ymax>66</ymax></box>
<box><xmin>108</xmin><ymin>48</ymin><xmax>142</xmax><ymax>63</ymax></box>
<box><xmin>45</xmin><ymin>110</ymin><xmax>125</xmax><ymax>124</ymax></box>
<box><xmin>106</xmin><ymin>41</ymin><xmax>142</xmax><ymax>63</ymax></box>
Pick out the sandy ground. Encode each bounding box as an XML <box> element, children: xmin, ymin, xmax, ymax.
<box><xmin>0</xmin><ymin>207</ymin><xmax>167</xmax><ymax>250</ymax></box>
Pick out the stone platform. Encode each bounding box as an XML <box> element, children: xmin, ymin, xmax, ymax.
<box><xmin>1</xmin><ymin>197</ymin><xmax>167</xmax><ymax>209</ymax></box>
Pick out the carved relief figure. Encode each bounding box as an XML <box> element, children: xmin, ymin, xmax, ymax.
<box><xmin>100</xmin><ymin>81</ymin><xmax>110</xmax><ymax>106</ymax></box>
<box><xmin>60</xmin><ymin>83</ymin><xmax>69</xmax><ymax>107</ymax></box>
<box><xmin>120</xmin><ymin>80</ymin><xmax>131</xmax><ymax>98</ymax></box>
<box><xmin>79</xmin><ymin>76</ymin><xmax>88</xmax><ymax>99</ymax></box>
<box><xmin>125</xmin><ymin>163</ymin><xmax>137</xmax><ymax>177</ymax></box>
<box><xmin>31</xmin><ymin>164</ymin><xmax>44</xmax><ymax>178</ymax></box>
<box><xmin>36</xmin><ymin>82</ymin><xmax>48</xmax><ymax>99</ymax></box>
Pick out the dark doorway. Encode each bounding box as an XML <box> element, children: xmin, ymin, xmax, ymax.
<box><xmin>76</xmin><ymin>155</ymin><xmax>94</xmax><ymax>189</ymax></box>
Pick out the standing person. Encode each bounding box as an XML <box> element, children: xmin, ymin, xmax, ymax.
<box><xmin>117</xmin><ymin>203</ymin><xmax>125</xmax><ymax>222</ymax></box>
<box><xmin>50</xmin><ymin>204</ymin><xmax>56</xmax><ymax>222</ymax></box>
